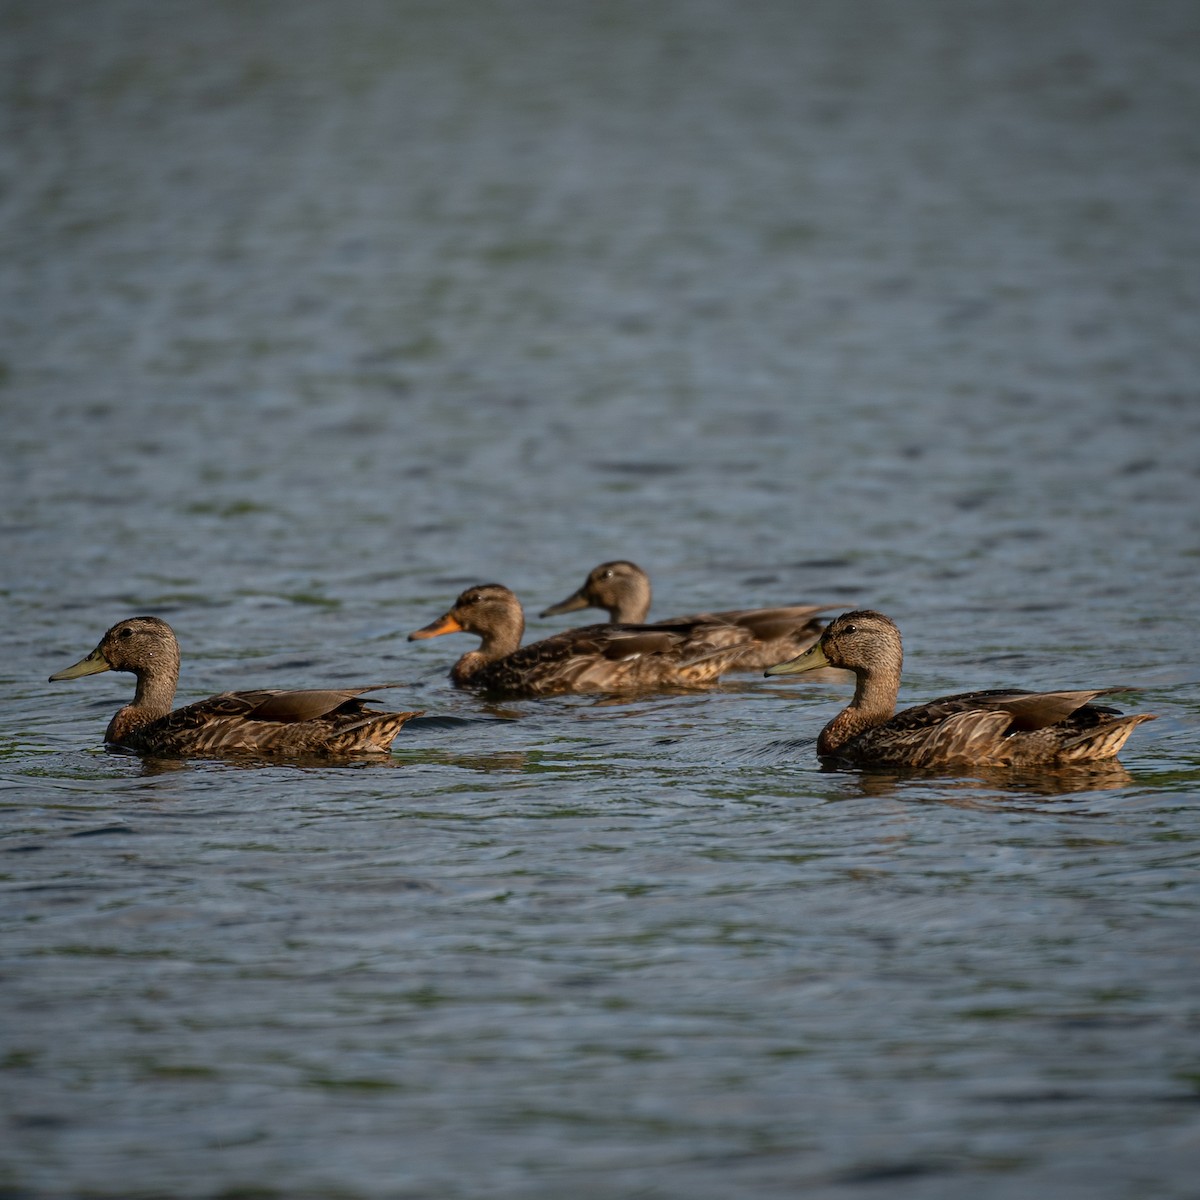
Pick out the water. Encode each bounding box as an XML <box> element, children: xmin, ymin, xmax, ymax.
<box><xmin>2</xmin><ymin>1</ymin><xmax>1199</xmax><ymax>1196</ymax></box>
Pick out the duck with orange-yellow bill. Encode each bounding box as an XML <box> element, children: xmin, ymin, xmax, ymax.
<box><xmin>409</xmin><ymin>582</ymin><xmax>754</xmax><ymax>698</ymax></box>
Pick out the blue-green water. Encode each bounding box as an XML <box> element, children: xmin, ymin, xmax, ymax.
<box><xmin>2</xmin><ymin>1</ymin><xmax>1198</xmax><ymax>1196</ymax></box>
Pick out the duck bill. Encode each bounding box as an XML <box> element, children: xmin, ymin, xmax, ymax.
<box><xmin>764</xmin><ymin>641</ymin><xmax>830</xmax><ymax>677</ymax></box>
<box><xmin>49</xmin><ymin>645</ymin><xmax>111</xmax><ymax>682</ymax></box>
<box><xmin>539</xmin><ymin>589</ymin><xmax>590</xmax><ymax>618</ymax></box>
<box><xmin>408</xmin><ymin>613</ymin><xmax>464</xmax><ymax>641</ymax></box>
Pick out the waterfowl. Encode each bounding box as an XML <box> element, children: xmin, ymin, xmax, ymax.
<box><xmin>540</xmin><ymin>560</ymin><xmax>830</xmax><ymax>671</ymax></box>
<box><xmin>764</xmin><ymin>609</ymin><xmax>1154</xmax><ymax>767</ymax></box>
<box><xmin>49</xmin><ymin>616</ymin><xmax>421</xmax><ymax>757</ymax></box>
<box><xmin>409</xmin><ymin>582</ymin><xmax>753</xmax><ymax>697</ymax></box>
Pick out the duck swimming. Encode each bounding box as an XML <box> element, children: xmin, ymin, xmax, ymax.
<box><xmin>409</xmin><ymin>582</ymin><xmax>753</xmax><ymax>697</ymax></box>
<box><xmin>50</xmin><ymin>616</ymin><xmax>421</xmax><ymax>757</ymax></box>
<box><xmin>540</xmin><ymin>560</ymin><xmax>829</xmax><ymax>671</ymax></box>
<box><xmin>764</xmin><ymin>609</ymin><xmax>1154</xmax><ymax>767</ymax></box>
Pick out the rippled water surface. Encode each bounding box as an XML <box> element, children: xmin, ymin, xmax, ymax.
<box><xmin>3</xmin><ymin>1</ymin><xmax>1199</xmax><ymax>1196</ymax></box>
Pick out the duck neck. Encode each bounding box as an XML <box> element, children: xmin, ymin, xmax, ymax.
<box><xmin>105</xmin><ymin>662</ymin><xmax>178</xmax><ymax>744</ymax></box>
<box><xmin>451</xmin><ymin>651</ymin><xmax>488</xmax><ymax>684</ymax></box>
<box><xmin>818</xmin><ymin>661</ymin><xmax>899</xmax><ymax>756</ymax></box>
<box><xmin>452</xmin><ymin>620</ymin><xmax>523</xmax><ymax>683</ymax></box>
<box><xmin>612</xmin><ymin>591</ymin><xmax>650</xmax><ymax>624</ymax></box>
<box><xmin>471</xmin><ymin>610</ymin><xmax>525</xmax><ymax>664</ymax></box>
<box><xmin>617</xmin><ymin>577</ymin><xmax>651</xmax><ymax>624</ymax></box>
<box><xmin>619</xmin><ymin>592</ymin><xmax>648</xmax><ymax>624</ymax></box>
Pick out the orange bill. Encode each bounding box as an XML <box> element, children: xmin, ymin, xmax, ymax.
<box><xmin>408</xmin><ymin>613</ymin><xmax>464</xmax><ymax>641</ymax></box>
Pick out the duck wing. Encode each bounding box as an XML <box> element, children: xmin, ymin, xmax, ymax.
<box><xmin>849</xmin><ymin>688</ymin><xmax>1146</xmax><ymax>767</ymax></box>
<box><xmin>565</xmin><ymin>621</ymin><xmax>752</xmax><ymax>692</ymax></box>
<box><xmin>592</xmin><ymin>621</ymin><xmax>751</xmax><ymax>664</ymax></box>
<box><xmin>656</xmin><ymin>605</ymin><xmax>829</xmax><ymax>638</ymax></box>
<box><xmin>471</xmin><ymin>620</ymin><xmax>751</xmax><ymax>696</ymax></box>
<box><xmin>154</xmin><ymin>684</ymin><xmax>405</xmax><ymax>725</ymax></box>
<box><xmin>907</xmin><ymin>688</ymin><xmax>1128</xmax><ymax>732</ymax></box>
<box><xmin>655</xmin><ymin>606</ymin><xmax>831</xmax><ymax>671</ymax></box>
<box><xmin>130</xmin><ymin>685</ymin><xmax>418</xmax><ymax>756</ymax></box>
<box><xmin>239</xmin><ymin>684</ymin><xmax>409</xmax><ymax>723</ymax></box>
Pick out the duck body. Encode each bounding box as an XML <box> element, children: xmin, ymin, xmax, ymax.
<box><xmin>410</xmin><ymin>583</ymin><xmax>752</xmax><ymax>698</ymax></box>
<box><xmin>50</xmin><ymin>616</ymin><xmax>421</xmax><ymax>758</ymax></box>
<box><xmin>765</xmin><ymin>610</ymin><xmax>1154</xmax><ymax>768</ymax></box>
<box><xmin>540</xmin><ymin>560</ymin><xmax>829</xmax><ymax>671</ymax></box>
<box><xmin>100</xmin><ymin>686</ymin><xmax>420</xmax><ymax>758</ymax></box>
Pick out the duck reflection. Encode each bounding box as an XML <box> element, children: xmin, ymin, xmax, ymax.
<box><xmin>840</xmin><ymin>759</ymin><xmax>1136</xmax><ymax>805</ymax></box>
<box><xmin>129</xmin><ymin>744</ymin><xmax>535</xmax><ymax>777</ymax></box>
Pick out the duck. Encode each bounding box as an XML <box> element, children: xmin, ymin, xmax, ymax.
<box><xmin>49</xmin><ymin>615</ymin><xmax>422</xmax><ymax>757</ymax></box>
<box><xmin>408</xmin><ymin>582</ymin><xmax>754</xmax><ymax>697</ymax></box>
<box><xmin>764</xmin><ymin>609</ymin><xmax>1154</xmax><ymax>767</ymax></box>
<box><xmin>540</xmin><ymin>560</ymin><xmax>831</xmax><ymax>672</ymax></box>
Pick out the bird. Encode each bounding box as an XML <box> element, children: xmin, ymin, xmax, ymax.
<box><xmin>49</xmin><ymin>615</ymin><xmax>422</xmax><ymax>757</ymax></box>
<box><xmin>408</xmin><ymin>582</ymin><xmax>754</xmax><ymax>697</ymax></box>
<box><xmin>763</xmin><ymin>609</ymin><xmax>1154</xmax><ymax>767</ymax></box>
<box><xmin>540</xmin><ymin>559</ymin><xmax>831</xmax><ymax>671</ymax></box>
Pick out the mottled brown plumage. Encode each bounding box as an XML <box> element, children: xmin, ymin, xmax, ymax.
<box><xmin>49</xmin><ymin>616</ymin><xmax>421</xmax><ymax>757</ymax></box>
<box><xmin>540</xmin><ymin>560</ymin><xmax>830</xmax><ymax>671</ymax></box>
<box><xmin>764</xmin><ymin>609</ymin><xmax>1154</xmax><ymax>767</ymax></box>
<box><xmin>409</xmin><ymin>582</ymin><xmax>753</xmax><ymax>697</ymax></box>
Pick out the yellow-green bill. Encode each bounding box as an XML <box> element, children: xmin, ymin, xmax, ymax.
<box><xmin>764</xmin><ymin>641</ymin><xmax>829</xmax><ymax>677</ymax></box>
<box><xmin>49</xmin><ymin>646</ymin><xmax>110</xmax><ymax>682</ymax></box>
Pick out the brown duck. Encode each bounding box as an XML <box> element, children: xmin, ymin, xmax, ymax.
<box><xmin>50</xmin><ymin>616</ymin><xmax>422</xmax><ymax>757</ymax></box>
<box><xmin>764</xmin><ymin>609</ymin><xmax>1154</xmax><ymax>767</ymax></box>
<box><xmin>409</xmin><ymin>582</ymin><xmax>753</xmax><ymax>697</ymax></box>
<box><xmin>540</xmin><ymin>560</ymin><xmax>830</xmax><ymax>672</ymax></box>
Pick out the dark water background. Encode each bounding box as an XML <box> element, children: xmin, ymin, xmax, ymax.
<box><xmin>2</xmin><ymin>1</ymin><xmax>1199</xmax><ymax>1196</ymax></box>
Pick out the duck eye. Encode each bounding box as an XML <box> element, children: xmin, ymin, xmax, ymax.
<box><xmin>119</xmin><ymin>627</ymin><xmax>134</xmax><ymax>639</ymax></box>
<box><xmin>842</xmin><ymin>624</ymin><xmax>857</xmax><ymax>635</ymax></box>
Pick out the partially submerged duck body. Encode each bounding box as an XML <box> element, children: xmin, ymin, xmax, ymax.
<box><xmin>541</xmin><ymin>560</ymin><xmax>829</xmax><ymax>671</ymax></box>
<box><xmin>410</xmin><ymin>582</ymin><xmax>753</xmax><ymax>697</ymax></box>
<box><xmin>50</xmin><ymin>616</ymin><xmax>421</xmax><ymax>757</ymax></box>
<box><xmin>765</xmin><ymin>609</ymin><xmax>1154</xmax><ymax>768</ymax></box>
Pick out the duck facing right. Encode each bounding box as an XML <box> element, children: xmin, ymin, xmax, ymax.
<box><xmin>764</xmin><ymin>609</ymin><xmax>1154</xmax><ymax>768</ymax></box>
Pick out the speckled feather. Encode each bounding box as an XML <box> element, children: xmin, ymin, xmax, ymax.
<box><xmin>109</xmin><ymin>686</ymin><xmax>420</xmax><ymax>756</ymax></box>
